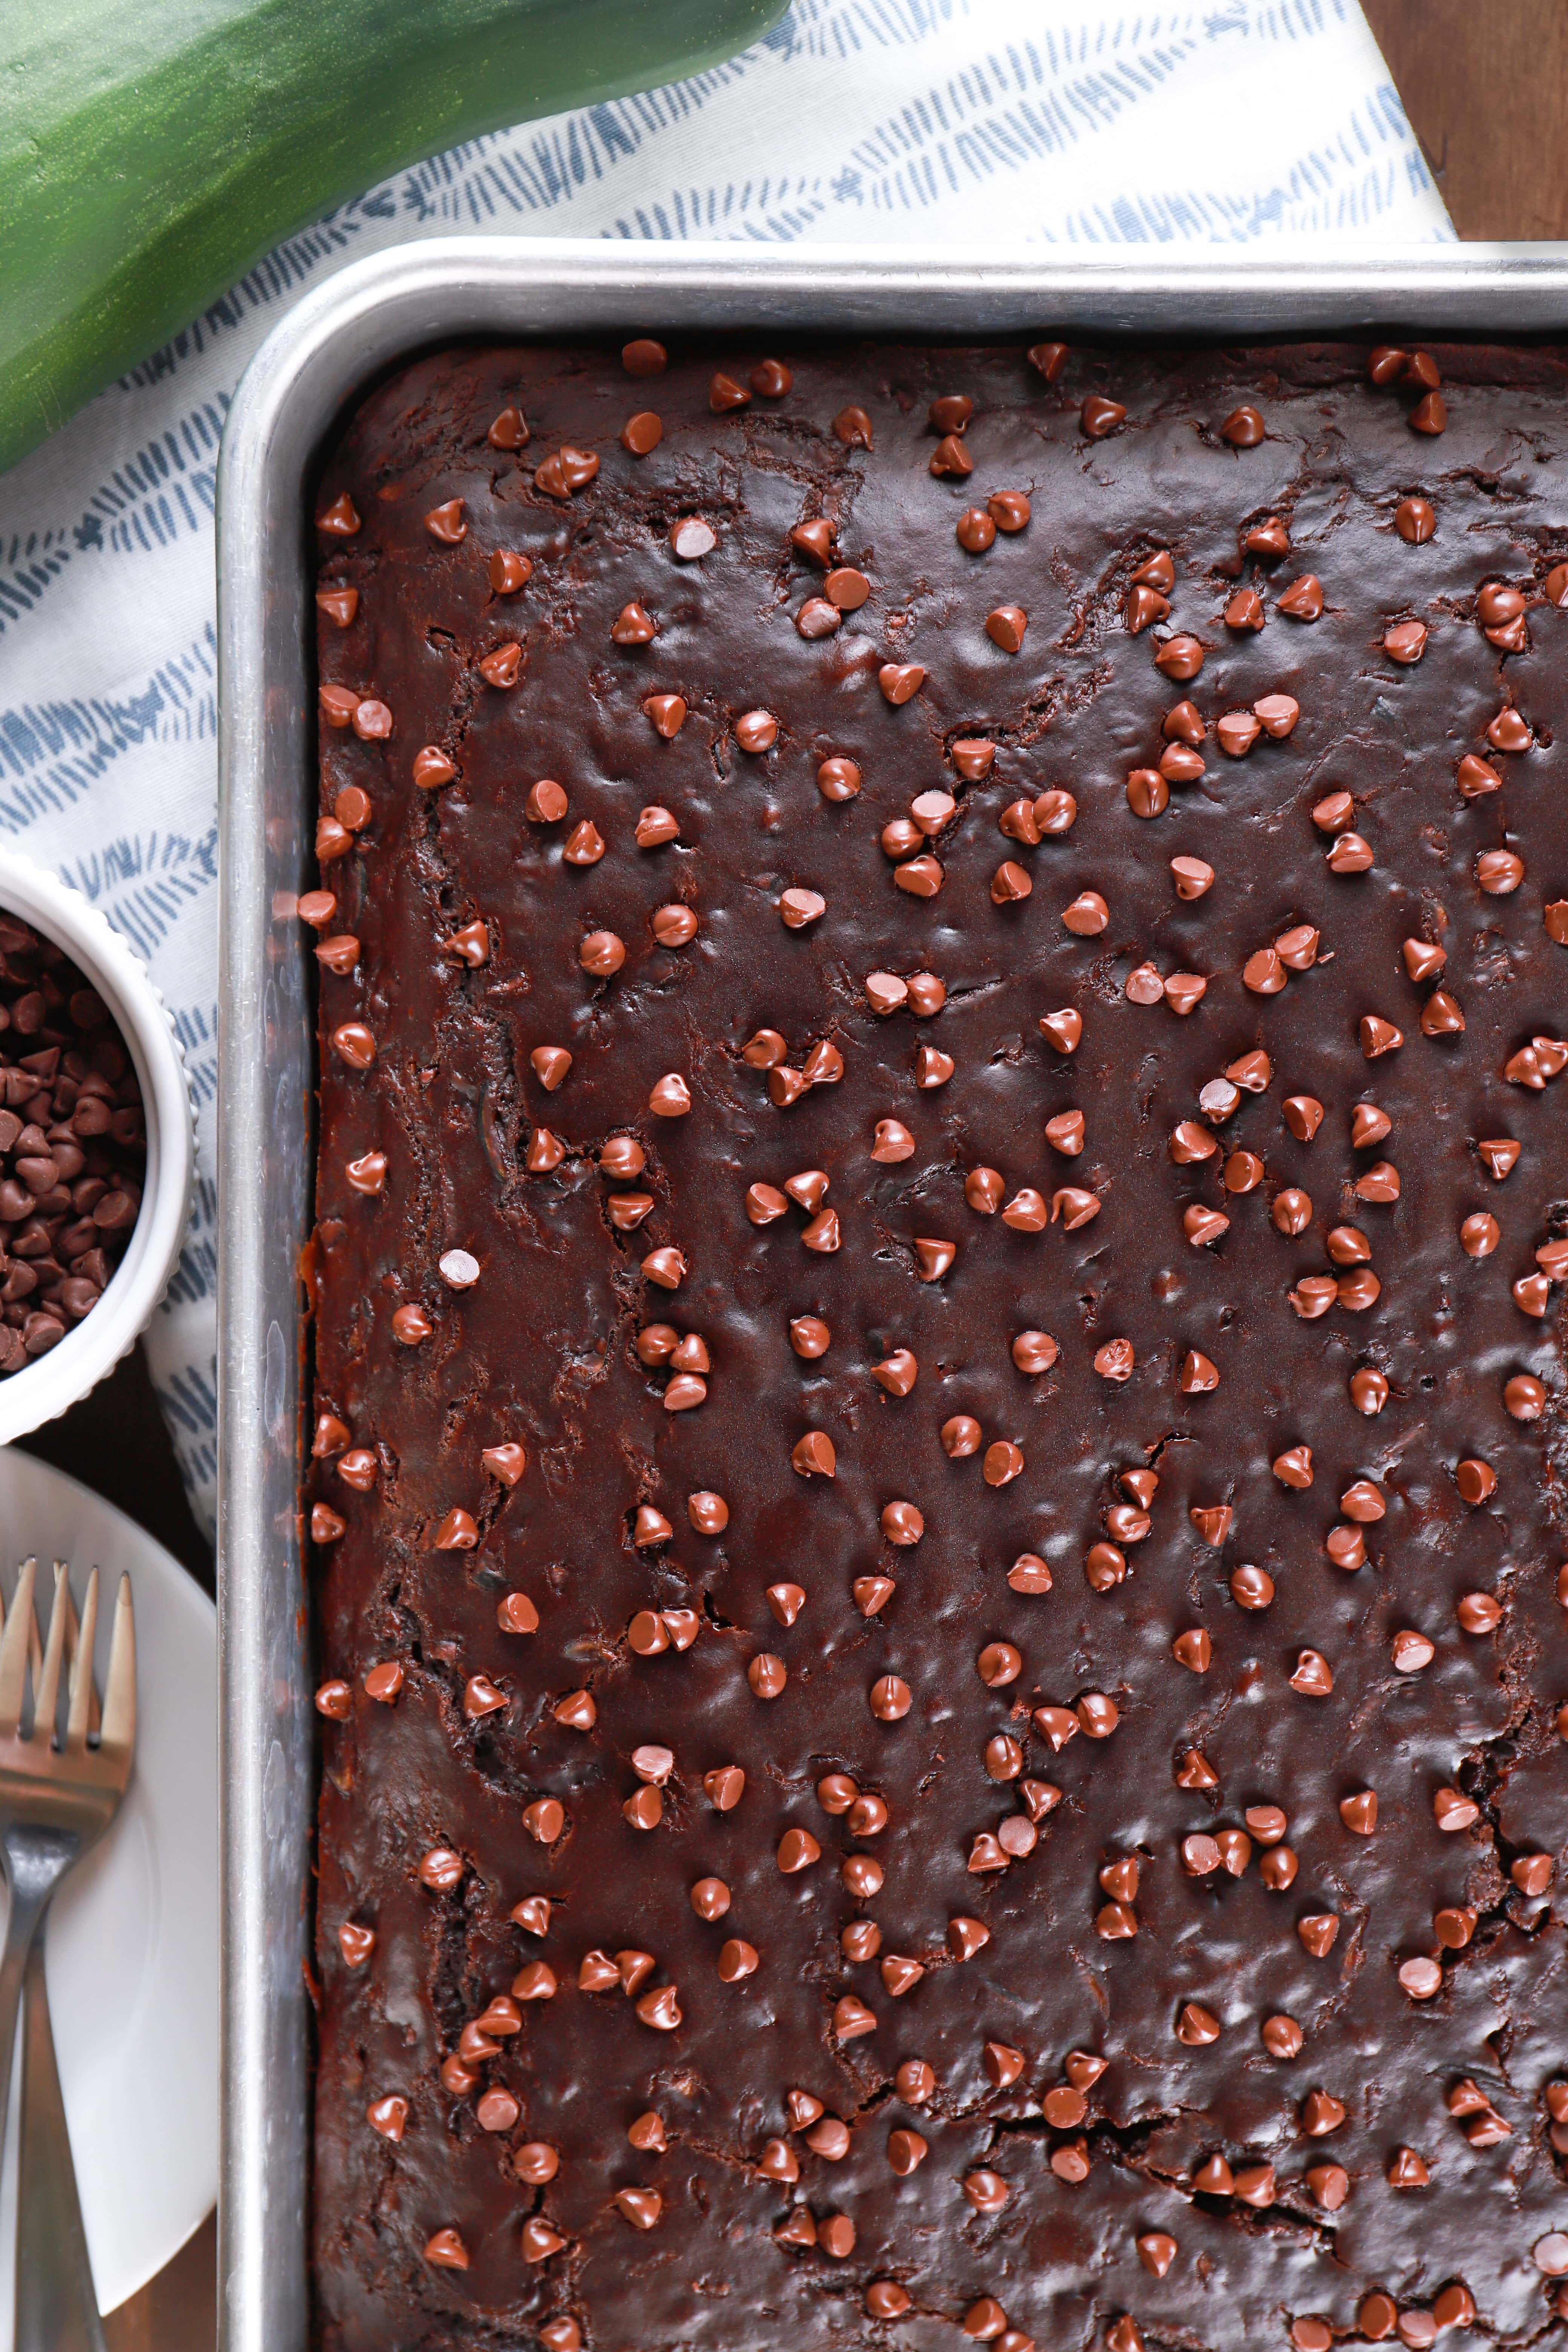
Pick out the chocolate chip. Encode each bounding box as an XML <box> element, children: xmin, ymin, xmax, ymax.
<box><xmin>779</xmin><ymin>888</ymin><xmax>825</xmax><ymax>931</ymax></box>
<box><xmin>1154</xmin><ymin>635</ymin><xmax>1204</xmax><ymax>681</ymax></box>
<box><xmin>1278</xmin><ymin>574</ymin><xmax>1324</xmax><ymax>620</ymax></box>
<box><xmin>735</xmin><ymin>708</ymin><xmax>778</xmax><ymax>755</ymax></box>
<box><xmin>620</xmin><ymin>409</ymin><xmax>664</xmax><ymax>456</ymax></box>
<box><xmin>1290</xmin><ymin>1650</ymin><xmax>1334</xmax><ymax>1697</ymax></box>
<box><xmin>1231</xmin><ymin>1564</ymin><xmax>1274</xmax><ymax>1612</ymax></box>
<box><xmin>1221</xmin><ymin>406</ymin><xmax>1265</xmax><ymax>447</ymax></box>
<box><xmin>1505</xmin><ymin>1373</ymin><xmax>1547</xmax><ymax>1419</ymax></box>
<box><xmin>882</xmin><ymin>1499</ymin><xmax>924</xmax><ymax>1545</ymax></box>
<box><xmin>562</xmin><ymin>819</ymin><xmax>604</xmax><ymax>867</ymax></box>
<box><xmin>869</xmin><ymin>1674</ymin><xmax>911</xmax><ymax>1720</ymax></box>
<box><xmin>748</xmin><ymin>1654</ymin><xmax>787</xmax><ymax>1700</ymax></box>
<box><xmin>1391</xmin><ymin>494</ymin><xmax>1437</xmax><ymax>546</ymax></box>
<box><xmin>1127</xmin><ymin>583</ymin><xmax>1170</xmax><ymax>633</ymax></box>
<box><xmin>1455</xmin><ymin>1457</ymin><xmax>1497</xmax><ymax>1506</ymax></box>
<box><xmin>1062</xmin><ymin>890</ymin><xmax>1108</xmax><ymax>936</ymax></box>
<box><xmin>329</xmin><ymin>1022</ymin><xmax>376</xmax><ymax>1069</ymax></box>
<box><xmin>1454</xmin><ymin>753</ymin><xmax>1501</xmax><ymax>806</ymax></box>
<box><xmin>314</xmin><ymin>493</ymin><xmax>360</xmax><ymax>536</ymax></box>
<box><xmin>648</xmin><ymin>1073</ymin><xmax>691</xmax><ymax>1118</ymax></box>
<box><xmin>524</xmin><ymin>777</ymin><xmax>567</xmax><ymax>821</ymax></box>
<box><xmin>534</xmin><ymin>448</ymin><xmax>598</xmax><ymax>499</ymax></box>
<box><xmin>611</xmin><ymin>600</ymin><xmax>658</xmax><ymax>649</ymax></box>
<box><xmin>1170</xmin><ymin>856</ymin><xmax>1213</xmax><ymax>900</ymax></box>
<box><xmin>879</xmin><ymin>663</ymin><xmax>925</xmax><ymax>706</ymax></box>
<box><xmin>1359</xmin><ymin>1014</ymin><xmax>1403</xmax><ymax>1059</ymax></box>
<box><xmin>894</xmin><ymin>853</ymin><xmax>942</xmax><ymax>896</ymax></box>
<box><xmin>1478</xmin><ymin>848</ymin><xmax>1525</xmax><ymax>894</ymax></box>
<box><xmin>1478</xmin><ymin>582</ymin><xmax>1527</xmax><ymax>626</ymax></box>
<box><xmin>315</xmin><ymin>936</ymin><xmax>362</xmax><ymax>983</ymax></box>
<box><xmin>580</xmin><ymin>931</ymin><xmax>625</xmax><ymax>976</ymax></box>
<box><xmin>488</xmin><ymin>551</ymin><xmax>533</xmax><ymax>596</ymax></box>
<box><xmin>423</xmin><ymin>498</ymin><xmax>466</xmax><ymax>544</ymax></box>
<box><xmin>669</xmin><ymin>517</ymin><xmax>716</xmax><ymax>561</ymax></box>
<box><xmin>925</xmin><ymin>393</ymin><xmax>974</xmax><ymax>436</ymax></box>
<box><xmin>870</xmin><ymin>1119</ymin><xmax>914</xmax><ymax>1164</ymax></box>
<box><xmin>1126</xmin><ymin>769</ymin><xmax>1168</xmax><ymax>818</ymax></box>
<box><xmin>486</xmin><ymin>406</ymin><xmax>528</xmax><ymax>453</ymax></box>
<box><xmin>1219</xmin><ymin>712</ymin><xmax>1262</xmax><ymax>760</ymax></box>
<box><xmin>825</xmin><ymin>567</ymin><xmax>870</xmax><ymax>610</ymax></box>
<box><xmin>911</xmin><ymin>789</ymin><xmax>956</xmax><ymax>838</ymax></box>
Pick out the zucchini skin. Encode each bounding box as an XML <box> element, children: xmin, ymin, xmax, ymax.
<box><xmin>0</xmin><ymin>0</ymin><xmax>787</xmax><ymax>475</ymax></box>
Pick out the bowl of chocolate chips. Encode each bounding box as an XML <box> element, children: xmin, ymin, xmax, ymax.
<box><xmin>0</xmin><ymin>851</ymin><xmax>194</xmax><ymax>1443</ymax></box>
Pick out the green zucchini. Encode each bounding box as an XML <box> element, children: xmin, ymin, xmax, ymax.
<box><xmin>0</xmin><ymin>0</ymin><xmax>786</xmax><ymax>476</ymax></box>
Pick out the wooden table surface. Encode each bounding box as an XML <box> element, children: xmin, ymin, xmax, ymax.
<box><xmin>27</xmin><ymin>8</ymin><xmax>1554</xmax><ymax>2343</ymax></box>
<box><xmin>1363</xmin><ymin>0</ymin><xmax>1568</xmax><ymax>240</ymax></box>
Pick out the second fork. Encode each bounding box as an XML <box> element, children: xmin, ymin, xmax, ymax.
<box><xmin>0</xmin><ymin>1559</ymin><xmax>136</xmax><ymax>2352</ymax></box>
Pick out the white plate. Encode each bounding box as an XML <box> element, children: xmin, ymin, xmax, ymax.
<box><xmin>0</xmin><ymin>1449</ymin><xmax>217</xmax><ymax>2334</ymax></box>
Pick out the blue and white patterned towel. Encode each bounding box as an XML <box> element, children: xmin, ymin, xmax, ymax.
<box><xmin>0</xmin><ymin>0</ymin><xmax>1449</xmax><ymax>1533</ymax></box>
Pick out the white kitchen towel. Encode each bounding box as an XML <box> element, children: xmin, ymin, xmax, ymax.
<box><xmin>0</xmin><ymin>0</ymin><xmax>1448</xmax><ymax>1534</ymax></box>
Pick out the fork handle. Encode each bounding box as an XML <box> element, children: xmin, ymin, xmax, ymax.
<box><xmin>17</xmin><ymin>1933</ymin><xmax>107</xmax><ymax>2352</ymax></box>
<box><xmin>0</xmin><ymin>1874</ymin><xmax>49</xmax><ymax>2173</ymax></box>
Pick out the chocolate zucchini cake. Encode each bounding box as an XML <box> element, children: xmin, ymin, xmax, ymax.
<box><xmin>306</xmin><ymin>332</ymin><xmax>1568</xmax><ymax>2352</ymax></box>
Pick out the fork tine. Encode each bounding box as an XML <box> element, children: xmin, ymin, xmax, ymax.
<box><xmin>31</xmin><ymin>1563</ymin><xmax>70</xmax><ymax>1747</ymax></box>
<box><xmin>0</xmin><ymin>1557</ymin><xmax>37</xmax><ymax>1738</ymax></box>
<box><xmin>58</xmin><ymin>1562</ymin><xmax>102</xmax><ymax>1741</ymax></box>
<box><xmin>100</xmin><ymin>1573</ymin><xmax>136</xmax><ymax>1763</ymax></box>
<box><xmin>2</xmin><ymin>1570</ymin><xmax>46</xmax><ymax>1690</ymax></box>
<box><xmin>64</xmin><ymin>1566</ymin><xmax>99</xmax><ymax>1753</ymax></box>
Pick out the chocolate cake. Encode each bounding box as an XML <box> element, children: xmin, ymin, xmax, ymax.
<box><xmin>305</xmin><ymin>332</ymin><xmax>1568</xmax><ymax>2352</ymax></box>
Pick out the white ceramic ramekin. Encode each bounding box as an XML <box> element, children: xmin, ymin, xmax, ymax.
<box><xmin>0</xmin><ymin>850</ymin><xmax>195</xmax><ymax>1445</ymax></box>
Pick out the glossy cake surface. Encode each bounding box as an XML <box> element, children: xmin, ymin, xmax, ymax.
<box><xmin>307</xmin><ymin>337</ymin><xmax>1568</xmax><ymax>2352</ymax></box>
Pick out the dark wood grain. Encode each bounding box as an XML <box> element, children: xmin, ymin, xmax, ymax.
<box><xmin>1363</xmin><ymin>0</ymin><xmax>1568</xmax><ymax>238</ymax></box>
<box><xmin>17</xmin><ymin>1341</ymin><xmax>211</xmax><ymax>1592</ymax></box>
<box><xmin>103</xmin><ymin>2214</ymin><xmax>215</xmax><ymax>2350</ymax></box>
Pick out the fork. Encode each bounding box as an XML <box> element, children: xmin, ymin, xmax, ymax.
<box><xmin>0</xmin><ymin>1559</ymin><xmax>135</xmax><ymax>2352</ymax></box>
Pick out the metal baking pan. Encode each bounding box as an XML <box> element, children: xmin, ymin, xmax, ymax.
<box><xmin>215</xmin><ymin>236</ymin><xmax>1568</xmax><ymax>2352</ymax></box>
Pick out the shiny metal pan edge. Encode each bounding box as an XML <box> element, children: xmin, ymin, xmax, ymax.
<box><xmin>214</xmin><ymin>235</ymin><xmax>1568</xmax><ymax>2352</ymax></box>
